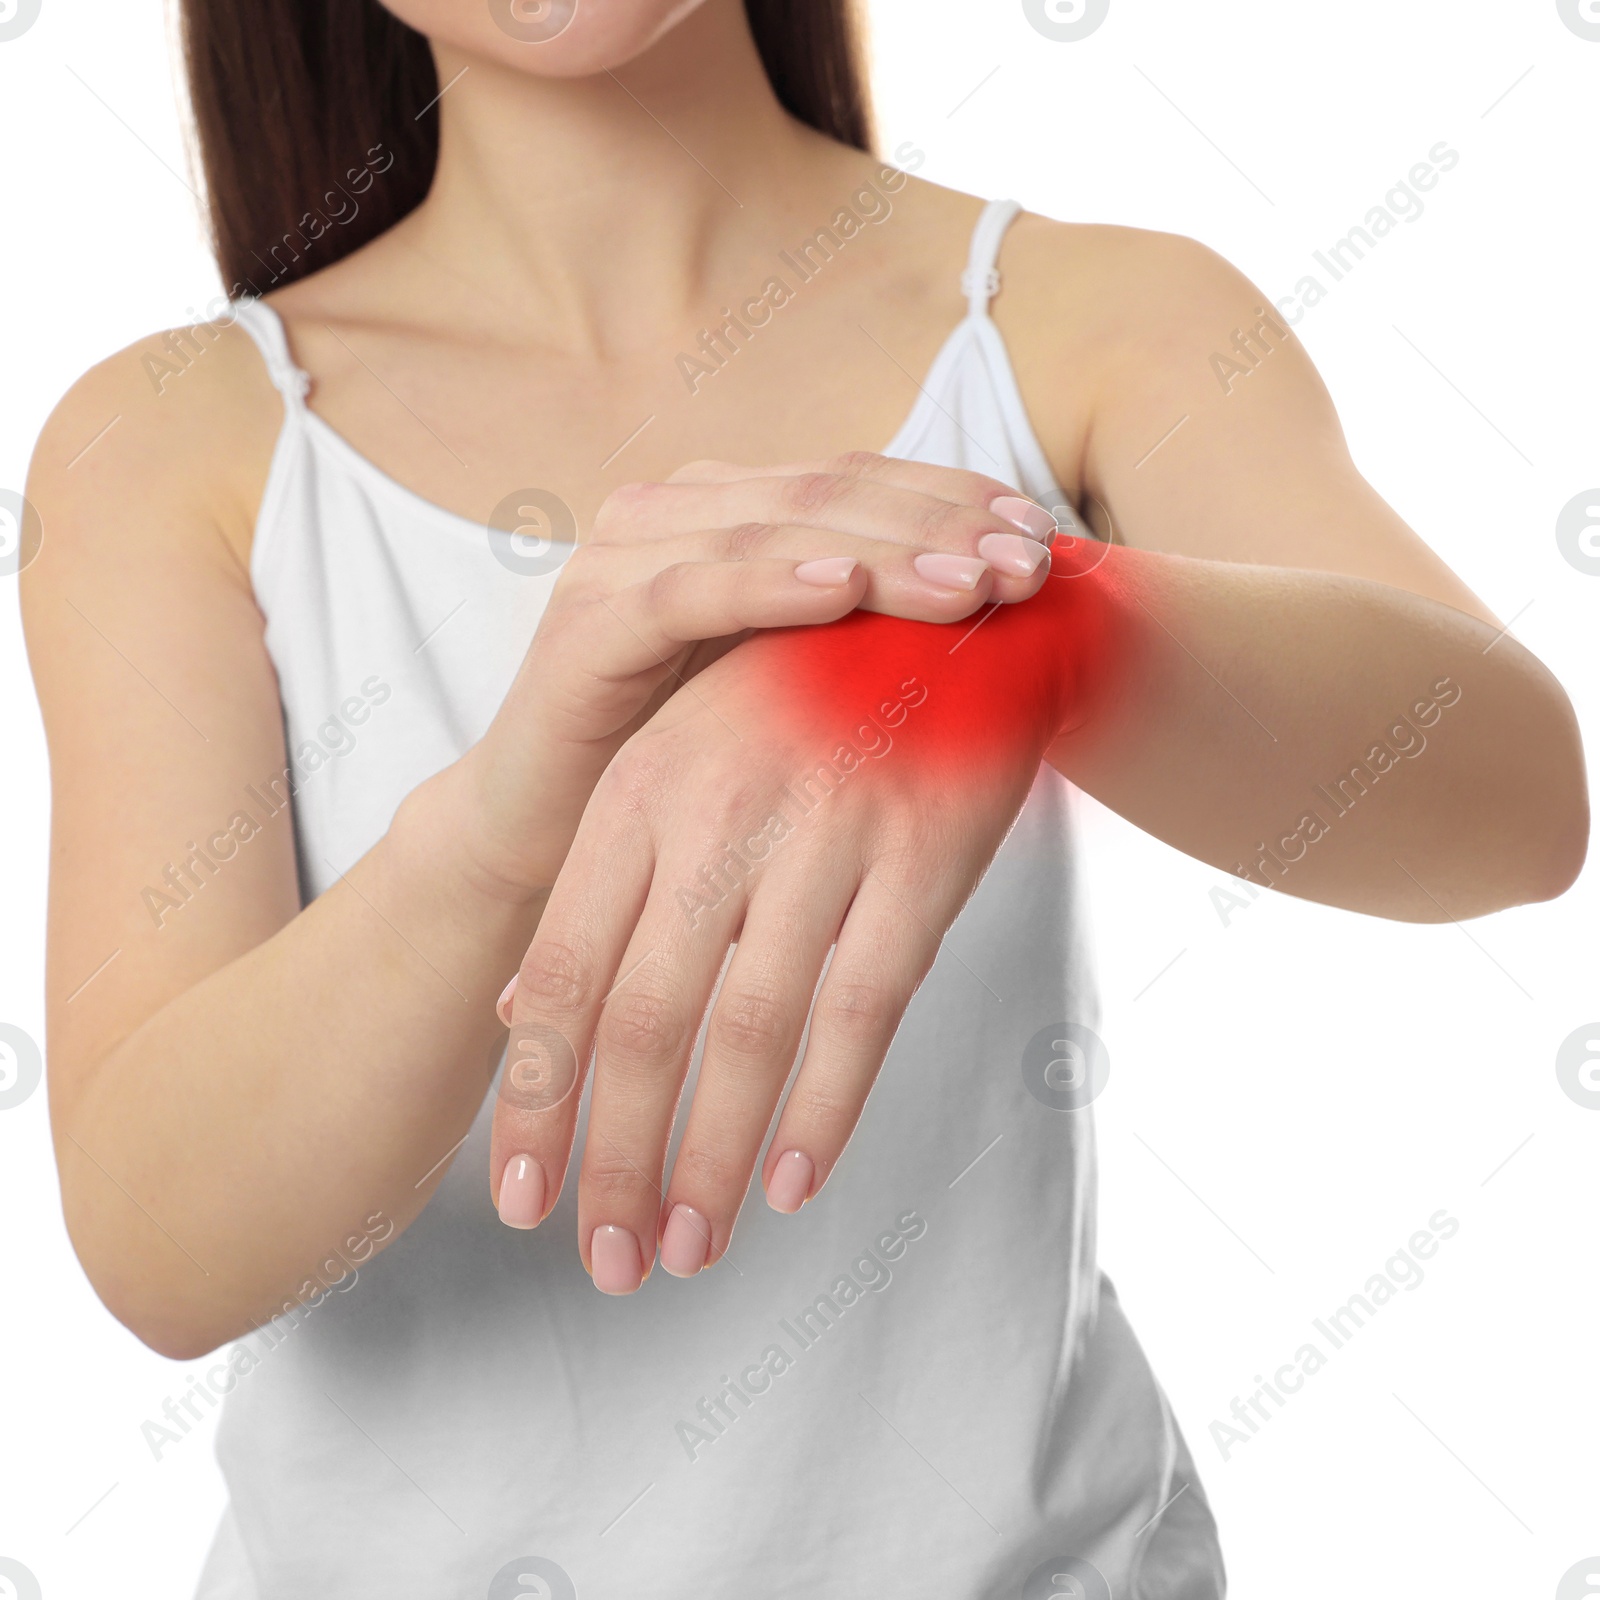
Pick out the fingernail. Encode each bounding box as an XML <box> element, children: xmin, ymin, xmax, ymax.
<box><xmin>766</xmin><ymin>1149</ymin><xmax>815</xmax><ymax>1214</ymax></box>
<box><xmin>497</xmin><ymin>1154</ymin><xmax>546</xmax><ymax>1229</ymax></box>
<box><xmin>795</xmin><ymin>556</ymin><xmax>859</xmax><ymax>587</ymax></box>
<box><xmin>495</xmin><ymin>973</ymin><xmax>518</xmax><ymax>1025</ymax></box>
<box><xmin>591</xmin><ymin>1225</ymin><xmax>644</xmax><ymax>1294</ymax></box>
<box><xmin>913</xmin><ymin>552</ymin><xmax>987</xmax><ymax>592</ymax></box>
<box><xmin>659</xmin><ymin>1204</ymin><xmax>712</xmax><ymax>1277</ymax></box>
<box><xmin>977</xmin><ymin>531</ymin><xmax>1050</xmax><ymax>577</ymax></box>
<box><xmin>990</xmin><ymin>495</ymin><xmax>1058</xmax><ymax>541</ymax></box>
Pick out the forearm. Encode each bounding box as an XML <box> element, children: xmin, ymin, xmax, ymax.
<box><xmin>56</xmin><ymin>761</ymin><xmax>542</xmax><ymax>1359</ymax></box>
<box><xmin>1055</xmin><ymin>544</ymin><xmax>1587</xmax><ymax>918</ymax></box>
<box><xmin>739</xmin><ymin>536</ymin><xmax>1585</xmax><ymax>920</ymax></box>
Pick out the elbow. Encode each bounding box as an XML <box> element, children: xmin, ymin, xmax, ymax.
<box><xmin>128</xmin><ymin>1317</ymin><xmax>234</xmax><ymax>1365</ymax></box>
<box><xmin>60</xmin><ymin>1189</ymin><xmax>242</xmax><ymax>1361</ymax></box>
<box><xmin>77</xmin><ymin>1259</ymin><xmax>241</xmax><ymax>1361</ymax></box>
<box><xmin>1519</xmin><ymin>777</ymin><xmax>1589</xmax><ymax>906</ymax></box>
<box><xmin>1395</xmin><ymin>677</ymin><xmax>1588</xmax><ymax>922</ymax></box>
<box><xmin>1480</xmin><ymin>684</ymin><xmax>1590</xmax><ymax>912</ymax></box>
<box><xmin>77</xmin><ymin>1243</ymin><xmax>241</xmax><ymax>1362</ymax></box>
<box><xmin>1514</xmin><ymin>678</ymin><xmax>1590</xmax><ymax>905</ymax></box>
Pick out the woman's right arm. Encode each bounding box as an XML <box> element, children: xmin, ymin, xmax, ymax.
<box><xmin>23</xmin><ymin>329</ymin><xmax>1052</xmax><ymax>1357</ymax></box>
<box><xmin>24</xmin><ymin>332</ymin><xmax>552</xmax><ymax>1359</ymax></box>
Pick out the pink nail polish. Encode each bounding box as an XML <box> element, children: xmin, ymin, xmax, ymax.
<box><xmin>766</xmin><ymin>1150</ymin><xmax>815</xmax><ymax>1214</ymax></box>
<box><xmin>989</xmin><ymin>495</ymin><xmax>1058</xmax><ymax>541</ymax></box>
<box><xmin>660</xmin><ymin>1204</ymin><xmax>712</xmax><ymax>1277</ymax></box>
<box><xmin>977</xmin><ymin>531</ymin><xmax>1050</xmax><ymax>577</ymax></box>
<box><xmin>497</xmin><ymin>1154</ymin><xmax>546</xmax><ymax>1229</ymax></box>
<box><xmin>913</xmin><ymin>552</ymin><xmax>987</xmax><ymax>592</ymax></box>
<box><xmin>495</xmin><ymin>973</ymin><xmax>518</xmax><ymax>1024</ymax></box>
<box><xmin>795</xmin><ymin>556</ymin><xmax>859</xmax><ymax>587</ymax></box>
<box><xmin>591</xmin><ymin>1225</ymin><xmax>644</xmax><ymax>1294</ymax></box>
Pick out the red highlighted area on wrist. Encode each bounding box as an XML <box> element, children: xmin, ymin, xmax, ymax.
<box><xmin>673</xmin><ymin>537</ymin><xmax>1131</xmax><ymax>927</ymax></box>
<box><xmin>739</xmin><ymin>536</ymin><xmax>1129</xmax><ymax>778</ymax></box>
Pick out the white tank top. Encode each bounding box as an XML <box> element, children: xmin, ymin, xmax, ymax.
<box><xmin>199</xmin><ymin>199</ymin><xmax>1225</xmax><ymax>1599</ymax></box>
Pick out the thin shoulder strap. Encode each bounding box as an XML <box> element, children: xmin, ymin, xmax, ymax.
<box><xmin>961</xmin><ymin>198</ymin><xmax>1024</xmax><ymax>319</ymax></box>
<box><xmin>229</xmin><ymin>298</ymin><xmax>312</xmax><ymax>407</ymax></box>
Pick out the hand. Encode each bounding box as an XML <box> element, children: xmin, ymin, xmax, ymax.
<box><xmin>451</xmin><ymin>453</ymin><xmax>1060</xmax><ymax>896</ymax></box>
<box><xmin>488</xmin><ymin>512</ymin><xmax>1122</xmax><ymax>1292</ymax></box>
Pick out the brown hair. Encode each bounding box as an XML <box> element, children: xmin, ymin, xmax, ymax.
<box><xmin>179</xmin><ymin>1</ymin><xmax>874</xmax><ymax>297</ymax></box>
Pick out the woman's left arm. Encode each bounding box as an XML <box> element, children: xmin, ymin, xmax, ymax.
<box><xmin>1027</xmin><ymin>226</ymin><xmax>1586</xmax><ymax>919</ymax></box>
<box><xmin>490</xmin><ymin>232</ymin><xmax>1586</xmax><ymax>1276</ymax></box>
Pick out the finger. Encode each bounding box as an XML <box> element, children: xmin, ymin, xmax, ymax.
<box><xmin>533</xmin><ymin>558</ymin><xmax>867</xmax><ymax>734</ymax></box>
<box><xmin>666</xmin><ymin>452</ymin><xmax>1062</xmax><ymax>543</ymax></box>
<box><xmin>759</xmin><ymin>869</ymin><xmax>956</xmax><ymax>1214</ymax></box>
<box><xmin>576</xmin><ymin>852</ymin><xmax>750</xmax><ymax>1294</ymax></box>
<box><xmin>597</xmin><ymin>526</ymin><xmax>1014</xmax><ymax>627</ymax></box>
<box><xmin>489</xmin><ymin>788</ymin><xmax>656</xmax><ymax>1231</ymax></box>
<box><xmin>495</xmin><ymin>972</ymin><xmax>518</xmax><ymax>1027</ymax></box>
<box><xmin>599</xmin><ymin>474</ymin><xmax>1049</xmax><ymax>605</ymax></box>
<box><xmin>658</xmin><ymin>859</ymin><xmax>856</xmax><ymax>1275</ymax></box>
<box><xmin>605</xmin><ymin>554</ymin><xmax>877</xmax><ymax>663</ymax></box>
<box><xmin>646</xmin><ymin>524</ymin><xmax>1011</xmax><ymax>624</ymax></box>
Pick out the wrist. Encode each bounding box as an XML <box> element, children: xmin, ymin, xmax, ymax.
<box><xmin>386</xmin><ymin>756</ymin><xmax>558</xmax><ymax>913</ymax></box>
<box><xmin>733</xmin><ymin>533</ymin><xmax>1132</xmax><ymax>767</ymax></box>
<box><xmin>1037</xmin><ymin>534</ymin><xmax>1141</xmax><ymax>738</ymax></box>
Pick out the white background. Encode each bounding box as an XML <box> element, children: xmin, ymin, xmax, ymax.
<box><xmin>2</xmin><ymin>2</ymin><xmax>1598</xmax><ymax>1595</ymax></box>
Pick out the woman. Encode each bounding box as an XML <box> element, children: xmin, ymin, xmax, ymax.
<box><xmin>21</xmin><ymin>1</ymin><xmax>1586</xmax><ymax>1594</ymax></box>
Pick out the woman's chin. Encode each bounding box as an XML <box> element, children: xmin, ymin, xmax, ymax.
<box><xmin>406</xmin><ymin>0</ymin><xmax>715</xmax><ymax>81</ymax></box>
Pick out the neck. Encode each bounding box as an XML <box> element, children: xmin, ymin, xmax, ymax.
<box><xmin>397</xmin><ymin>0</ymin><xmax>859</xmax><ymax>356</ymax></box>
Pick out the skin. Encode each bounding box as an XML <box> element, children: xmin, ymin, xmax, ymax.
<box><xmin>21</xmin><ymin>0</ymin><xmax>1587</xmax><ymax>1347</ymax></box>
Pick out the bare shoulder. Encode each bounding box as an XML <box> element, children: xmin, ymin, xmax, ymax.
<box><xmin>1003</xmin><ymin>214</ymin><xmax>1270</xmax><ymax>348</ymax></box>
<box><xmin>994</xmin><ymin>214</ymin><xmax>1332</xmax><ymax>496</ymax></box>
<box><xmin>24</xmin><ymin>316</ymin><xmax>284</xmax><ymax>591</ymax></box>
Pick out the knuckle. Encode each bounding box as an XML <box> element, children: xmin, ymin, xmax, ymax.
<box><xmin>593</xmin><ymin>480</ymin><xmax>658</xmax><ymax>535</ymax></box>
<box><xmin>707</xmin><ymin>986</ymin><xmax>792</xmax><ymax>1062</ymax></box>
<box><xmin>671</xmin><ymin>1140</ymin><xmax>747</xmax><ymax>1200</ymax></box>
<box><xmin>518</xmin><ymin>941</ymin><xmax>591</xmax><ymax>1012</ymax></box>
<box><xmin>595</xmin><ymin>741</ymin><xmax>673</xmax><ymax>820</ymax></box>
<box><xmin>785</xmin><ymin>1075</ymin><xmax>858</xmax><ymax>1132</ymax></box>
<box><xmin>500</xmin><ymin>1022</ymin><xmax>580</xmax><ymax>1113</ymax></box>
<box><xmin>597</xmin><ymin>986</ymin><xmax>689</xmax><ymax>1070</ymax></box>
<box><xmin>914</xmin><ymin>497</ymin><xmax>973</xmax><ymax>544</ymax></box>
<box><xmin>812</xmin><ymin>979</ymin><xmax>892</xmax><ymax>1045</ymax></box>
<box><xmin>721</xmin><ymin>521</ymin><xmax>771</xmax><ymax>562</ymax></box>
<box><xmin>583</xmin><ymin>1147</ymin><xmax>656</xmax><ymax>1202</ymax></box>
<box><xmin>643</xmin><ymin>561</ymin><xmax>687</xmax><ymax>609</ymax></box>
<box><xmin>784</xmin><ymin>470</ymin><xmax>846</xmax><ymax>517</ymax></box>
